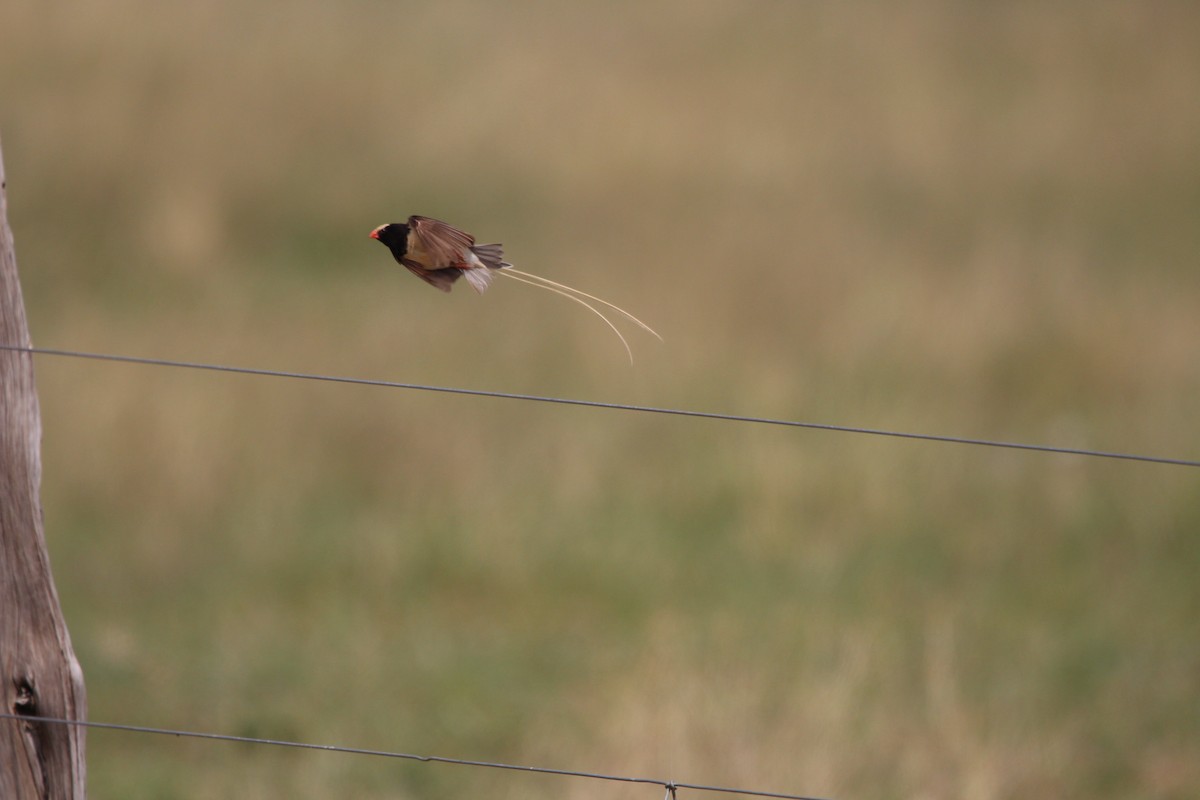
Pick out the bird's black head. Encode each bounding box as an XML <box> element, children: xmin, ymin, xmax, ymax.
<box><xmin>369</xmin><ymin>223</ymin><xmax>409</xmax><ymax>259</ymax></box>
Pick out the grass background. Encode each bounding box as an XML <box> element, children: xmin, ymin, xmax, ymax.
<box><xmin>3</xmin><ymin>2</ymin><xmax>1199</xmax><ymax>797</ymax></box>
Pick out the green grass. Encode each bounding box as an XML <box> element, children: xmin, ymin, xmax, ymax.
<box><xmin>3</xmin><ymin>2</ymin><xmax>1200</xmax><ymax>797</ymax></box>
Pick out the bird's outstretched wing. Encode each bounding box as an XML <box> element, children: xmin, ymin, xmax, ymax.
<box><xmin>407</xmin><ymin>215</ymin><xmax>475</xmax><ymax>268</ymax></box>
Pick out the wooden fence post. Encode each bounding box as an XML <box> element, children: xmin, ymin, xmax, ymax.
<box><xmin>0</xmin><ymin>136</ymin><xmax>88</xmax><ymax>797</ymax></box>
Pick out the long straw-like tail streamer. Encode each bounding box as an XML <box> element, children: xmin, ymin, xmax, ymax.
<box><xmin>502</xmin><ymin>268</ymin><xmax>662</xmax><ymax>341</ymax></box>
<box><xmin>498</xmin><ymin>270</ymin><xmax>634</xmax><ymax>363</ymax></box>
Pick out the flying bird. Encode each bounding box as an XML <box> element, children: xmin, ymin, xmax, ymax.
<box><xmin>370</xmin><ymin>215</ymin><xmax>660</xmax><ymax>361</ymax></box>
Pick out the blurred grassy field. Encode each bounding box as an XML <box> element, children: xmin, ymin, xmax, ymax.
<box><xmin>3</xmin><ymin>1</ymin><xmax>1199</xmax><ymax>797</ymax></box>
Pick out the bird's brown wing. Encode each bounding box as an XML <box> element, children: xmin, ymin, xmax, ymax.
<box><xmin>401</xmin><ymin>258</ymin><xmax>463</xmax><ymax>292</ymax></box>
<box><xmin>407</xmin><ymin>215</ymin><xmax>475</xmax><ymax>269</ymax></box>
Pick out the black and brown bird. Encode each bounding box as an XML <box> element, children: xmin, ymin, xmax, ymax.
<box><xmin>370</xmin><ymin>215</ymin><xmax>660</xmax><ymax>360</ymax></box>
<box><xmin>369</xmin><ymin>215</ymin><xmax>510</xmax><ymax>293</ymax></box>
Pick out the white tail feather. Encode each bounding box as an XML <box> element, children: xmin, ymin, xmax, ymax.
<box><xmin>460</xmin><ymin>267</ymin><xmax>493</xmax><ymax>293</ymax></box>
<box><xmin>498</xmin><ymin>271</ymin><xmax>634</xmax><ymax>364</ymax></box>
<box><xmin>502</xmin><ymin>268</ymin><xmax>662</xmax><ymax>341</ymax></box>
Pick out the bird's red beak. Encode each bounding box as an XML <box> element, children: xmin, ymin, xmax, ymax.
<box><xmin>369</xmin><ymin>227</ymin><xmax>382</xmax><ymax>240</ymax></box>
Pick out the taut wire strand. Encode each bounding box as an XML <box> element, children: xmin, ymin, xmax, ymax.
<box><xmin>1</xmin><ymin>344</ymin><xmax>1196</xmax><ymax>468</ymax></box>
<box><xmin>0</xmin><ymin>713</ymin><xmax>831</xmax><ymax>800</ymax></box>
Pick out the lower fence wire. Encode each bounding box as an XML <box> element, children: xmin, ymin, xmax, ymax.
<box><xmin>2</xmin><ymin>344</ymin><xmax>1197</xmax><ymax>468</ymax></box>
<box><xmin>0</xmin><ymin>713</ymin><xmax>831</xmax><ymax>800</ymax></box>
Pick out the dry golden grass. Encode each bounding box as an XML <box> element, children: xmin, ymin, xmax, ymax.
<box><xmin>3</xmin><ymin>2</ymin><xmax>1199</xmax><ymax>797</ymax></box>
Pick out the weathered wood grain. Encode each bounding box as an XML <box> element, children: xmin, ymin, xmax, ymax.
<box><xmin>0</xmin><ymin>137</ymin><xmax>88</xmax><ymax>798</ymax></box>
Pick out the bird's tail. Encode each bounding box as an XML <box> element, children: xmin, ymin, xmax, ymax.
<box><xmin>461</xmin><ymin>243</ymin><xmax>512</xmax><ymax>293</ymax></box>
<box><xmin>471</xmin><ymin>243</ymin><xmax>511</xmax><ymax>270</ymax></box>
<box><xmin>494</xmin><ymin>268</ymin><xmax>662</xmax><ymax>364</ymax></box>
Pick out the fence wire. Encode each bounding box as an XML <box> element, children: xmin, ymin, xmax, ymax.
<box><xmin>2</xmin><ymin>343</ymin><xmax>1197</xmax><ymax>468</ymax></box>
<box><xmin>0</xmin><ymin>713</ymin><xmax>830</xmax><ymax>800</ymax></box>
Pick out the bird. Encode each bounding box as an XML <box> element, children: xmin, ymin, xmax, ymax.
<box><xmin>370</xmin><ymin>215</ymin><xmax>660</xmax><ymax>361</ymax></box>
